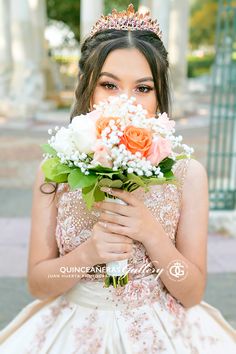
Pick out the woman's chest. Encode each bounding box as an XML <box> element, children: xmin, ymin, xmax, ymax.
<box><xmin>55</xmin><ymin>184</ymin><xmax>181</xmax><ymax>259</ymax></box>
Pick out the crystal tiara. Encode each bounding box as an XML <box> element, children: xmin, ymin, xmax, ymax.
<box><xmin>89</xmin><ymin>3</ymin><xmax>162</xmax><ymax>39</ymax></box>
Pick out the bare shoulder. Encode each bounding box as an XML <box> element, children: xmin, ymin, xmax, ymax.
<box><xmin>186</xmin><ymin>158</ymin><xmax>208</xmax><ymax>180</ymax></box>
<box><xmin>182</xmin><ymin>158</ymin><xmax>209</xmax><ymax>204</ymax></box>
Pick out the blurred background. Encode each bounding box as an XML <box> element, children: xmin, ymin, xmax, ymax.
<box><xmin>0</xmin><ymin>0</ymin><xmax>235</xmax><ymax>330</ymax></box>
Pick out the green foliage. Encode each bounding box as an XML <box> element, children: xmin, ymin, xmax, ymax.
<box><xmin>46</xmin><ymin>0</ymin><xmax>140</xmax><ymax>42</ymax></box>
<box><xmin>190</xmin><ymin>0</ymin><xmax>218</xmax><ymax>49</ymax></box>
<box><xmin>46</xmin><ymin>0</ymin><xmax>81</xmax><ymax>41</ymax></box>
<box><xmin>41</xmin><ymin>157</ymin><xmax>72</xmax><ymax>183</ymax></box>
<box><xmin>187</xmin><ymin>54</ymin><xmax>215</xmax><ymax>77</ymax></box>
<box><xmin>105</xmin><ymin>0</ymin><xmax>139</xmax><ymax>14</ymax></box>
<box><xmin>40</xmin><ymin>152</ymin><xmax>182</xmax><ymax>210</ymax></box>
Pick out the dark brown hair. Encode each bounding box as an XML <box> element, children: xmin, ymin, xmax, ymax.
<box><xmin>71</xmin><ymin>29</ymin><xmax>171</xmax><ymax>119</ymax></box>
<box><xmin>40</xmin><ymin>29</ymin><xmax>171</xmax><ymax>198</ymax></box>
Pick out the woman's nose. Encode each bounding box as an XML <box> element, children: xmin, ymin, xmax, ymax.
<box><xmin>120</xmin><ymin>89</ymin><xmax>133</xmax><ymax>98</ymax></box>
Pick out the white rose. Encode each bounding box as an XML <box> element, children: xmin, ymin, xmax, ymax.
<box><xmin>52</xmin><ymin>127</ymin><xmax>75</xmax><ymax>158</ymax></box>
<box><xmin>69</xmin><ymin>115</ymin><xmax>97</xmax><ymax>154</ymax></box>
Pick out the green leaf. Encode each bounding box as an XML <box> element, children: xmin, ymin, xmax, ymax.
<box><xmin>40</xmin><ymin>144</ymin><xmax>57</xmax><ymax>157</ymax></box>
<box><xmin>54</xmin><ymin>164</ymin><xmax>73</xmax><ymax>176</ymax></box>
<box><xmin>41</xmin><ymin>157</ymin><xmax>67</xmax><ymax>182</ymax></box>
<box><xmin>88</xmin><ymin>165</ymin><xmax>114</xmax><ymax>173</ymax></box>
<box><xmin>127</xmin><ymin>173</ymin><xmax>146</xmax><ymax>187</ymax></box>
<box><xmin>40</xmin><ymin>157</ymin><xmax>72</xmax><ymax>183</ymax></box>
<box><xmin>82</xmin><ymin>183</ymin><xmax>98</xmax><ymax>210</ymax></box>
<box><xmin>94</xmin><ymin>184</ymin><xmax>106</xmax><ymax>202</ymax></box>
<box><xmin>68</xmin><ymin>169</ymin><xmax>98</xmax><ymax>190</ymax></box>
<box><xmin>175</xmin><ymin>154</ymin><xmax>187</xmax><ymax>160</ymax></box>
<box><xmin>98</xmin><ymin>178</ymin><xmax>123</xmax><ymax>189</ymax></box>
<box><xmin>88</xmin><ymin>165</ymin><xmax>121</xmax><ymax>177</ymax></box>
<box><xmin>164</xmin><ymin>170</ymin><xmax>175</xmax><ymax>179</ymax></box>
<box><xmin>159</xmin><ymin>157</ymin><xmax>176</xmax><ymax>173</ymax></box>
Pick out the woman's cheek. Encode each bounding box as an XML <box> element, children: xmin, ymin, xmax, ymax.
<box><xmin>135</xmin><ymin>94</ymin><xmax>157</xmax><ymax>116</ymax></box>
<box><xmin>92</xmin><ymin>88</ymin><xmax>117</xmax><ymax>106</ymax></box>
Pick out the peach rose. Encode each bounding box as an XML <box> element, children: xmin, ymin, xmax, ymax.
<box><xmin>146</xmin><ymin>136</ymin><xmax>172</xmax><ymax>165</ymax></box>
<box><xmin>119</xmin><ymin>126</ymin><xmax>152</xmax><ymax>157</ymax></box>
<box><xmin>91</xmin><ymin>140</ymin><xmax>112</xmax><ymax>168</ymax></box>
<box><xmin>96</xmin><ymin>116</ymin><xmax>121</xmax><ymax>138</ymax></box>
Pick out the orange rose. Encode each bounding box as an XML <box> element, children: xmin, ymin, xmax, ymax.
<box><xmin>119</xmin><ymin>125</ymin><xmax>152</xmax><ymax>157</ymax></box>
<box><xmin>96</xmin><ymin>116</ymin><xmax>121</xmax><ymax>138</ymax></box>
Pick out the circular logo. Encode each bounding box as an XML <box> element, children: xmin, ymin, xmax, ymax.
<box><xmin>166</xmin><ymin>260</ymin><xmax>188</xmax><ymax>282</ymax></box>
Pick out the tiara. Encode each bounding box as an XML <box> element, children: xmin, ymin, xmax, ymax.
<box><xmin>89</xmin><ymin>3</ymin><xmax>162</xmax><ymax>39</ymax></box>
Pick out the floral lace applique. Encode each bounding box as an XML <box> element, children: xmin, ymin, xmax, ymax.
<box><xmin>55</xmin><ymin>159</ymin><xmax>191</xmax><ymax>282</ymax></box>
<box><xmin>72</xmin><ymin>310</ymin><xmax>104</xmax><ymax>354</ymax></box>
<box><xmin>25</xmin><ymin>297</ymin><xmax>75</xmax><ymax>354</ymax></box>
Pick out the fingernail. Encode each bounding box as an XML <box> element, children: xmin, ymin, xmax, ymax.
<box><xmin>101</xmin><ymin>187</ymin><xmax>112</xmax><ymax>193</ymax></box>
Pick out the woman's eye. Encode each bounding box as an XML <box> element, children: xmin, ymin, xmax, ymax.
<box><xmin>100</xmin><ymin>82</ymin><xmax>117</xmax><ymax>90</ymax></box>
<box><xmin>136</xmin><ymin>86</ymin><xmax>153</xmax><ymax>93</ymax></box>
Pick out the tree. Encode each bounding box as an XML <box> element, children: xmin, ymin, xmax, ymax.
<box><xmin>190</xmin><ymin>0</ymin><xmax>218</xmax><ymax>49</ymax></box>
<box><xmin>46</xmin><ymin>0</ymin><xmax>81</xmax><ymax>42</ymax></box>
<box><xmin>46</xmin><ymin>0</ymin><xmax>140</xmax><ymax>43</ymax></box>
<box><xmin>105</xmin><ymin>0</ymin><xmax>139</xmax><ymax>13</ymax></box>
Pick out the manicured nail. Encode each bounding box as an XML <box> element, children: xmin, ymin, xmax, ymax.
<box><xmin>101</xmin><ymin>187</ymin><xmax>112</xmax><ymax>193</ymax></box>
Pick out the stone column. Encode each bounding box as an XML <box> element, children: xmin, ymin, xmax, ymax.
<box><xmin>168</xmin><ymin>0</ymin><xmax>190</xmax><ymax>92</ymax></box>
<box><xmin>10</xmin><ymin>0</ymin><xmax>46</xmax><ymax>101</ymax></box>
<box><xmin>150</xmin><ymin>0</ymin><xmax>171</xmax><ymax>50</ymax></box>
<box><xmin>80</xmin><ymin>0</ymin><xmax>104</xmax><ymax>42</ymax></box>
<box><xmin>139</xmin><ymin>0</ymin><xmax>171</xmax><ymax>49</ymax></box>
<box><xmin>0</xmin><ymin>0</ymin><xmax>13</xmax><ymax>98</ymax></box>
<box><xmin>0</xmin><ymin>0</ymin><xmax>47</xmax><ymax>119</ymax></box>
<box><xmin>139</xmin><ymin>0</ymin><xmax>152</xmax><ymax>9</ymax></box>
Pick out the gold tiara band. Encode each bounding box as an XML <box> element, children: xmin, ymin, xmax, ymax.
<box><xmin>89</xmin><ymin>3</ymin><xmax>162</xmax><ymax>39</ymax></box>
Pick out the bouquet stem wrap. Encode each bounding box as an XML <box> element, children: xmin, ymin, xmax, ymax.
<box><xmin>103</xmin><ymin>196</ymin><xmax>129</xmax><ymax>288</ymax></box>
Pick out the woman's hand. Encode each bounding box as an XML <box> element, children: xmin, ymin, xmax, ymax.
<box><xmin>88</xmin><ymin>221</ymin><xmax>134</xmax><ymax>265</ymax></box>
<box><xmin>94</xmin><ymin>187</ymin><xmax>160</xmax><ymax>244</ymax></box>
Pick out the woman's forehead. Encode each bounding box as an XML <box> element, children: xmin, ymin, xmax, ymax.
<box><xmin>100</xmin><ymin>48</ymin><xmax>153</xmax><ymax>79</ymax></box>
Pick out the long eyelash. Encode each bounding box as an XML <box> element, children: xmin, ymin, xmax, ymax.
<box><xmin>137</xmin><ymin>86</ymin><xmax>154</xmax><ymax>92</ymax></box>
<box><xmin>99</xmin><ymin>82</ymin><xmax>154</xmax><ymax>92</ymax></box>
<box><xmin>100</xmin><ymin>82</ymin><xmax>116</xmax><ymax>88</ymax></box>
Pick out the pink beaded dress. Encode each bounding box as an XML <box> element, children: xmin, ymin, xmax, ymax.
<box><xmin>0</xmin><ymin>158</ymin><xmax>236</xmax><ymax>353</ymax></box>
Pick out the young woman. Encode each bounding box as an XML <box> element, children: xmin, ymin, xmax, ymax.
<box><xmin>0</xmin><ymin>4</ymin><xmax>236</xmax><ymax>353</ymax></box>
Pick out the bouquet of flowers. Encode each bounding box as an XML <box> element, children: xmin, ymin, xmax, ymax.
<box><xmin>41</xmin><ymin>94</ymin><xmax>194</xmax><ymax>288</ymax></box>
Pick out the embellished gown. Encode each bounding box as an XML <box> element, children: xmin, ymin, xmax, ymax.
<box><xmin>0</xmin><ymin>159</ymin><xmax>236</xmax><ymax>354</ymax></box>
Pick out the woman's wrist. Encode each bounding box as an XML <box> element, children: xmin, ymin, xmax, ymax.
<box><xmin>142</xmin><ymin>228</ymin><xmax>161</xmax><ymax>251</ymax></box>
<box><xmin>79</xmin><ymin>238</ymin><xmax>97</xmax><ymax>267</ymax></box>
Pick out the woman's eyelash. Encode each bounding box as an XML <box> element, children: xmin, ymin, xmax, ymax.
<box><xmin>99</xmin><ymin>82</ymin><xmax>154</xmax><ymax>93</ymax></box>
<box><xmin>137</xmin><ymin>86</ymin><xmax>154</xmax><ymax>93</ymax></box>
<box><xmin>100</xmin><ymin>82</ymin><xmax>117</xmax><ymax>89</ymax></box>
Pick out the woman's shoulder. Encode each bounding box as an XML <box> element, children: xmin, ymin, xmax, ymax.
<box><xmin>184</xmin><ymin>158</ymin><xmax>208</xmax><ymax>183</ymax></box>
<box><xmin>173</xmin><ymin>158</ymin><xmax>208</xmax><ymax>195</ymax></box>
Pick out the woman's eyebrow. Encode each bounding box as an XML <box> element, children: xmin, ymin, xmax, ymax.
<box><xmin>99</xmin><ymin>72</ymin><xmax>154</xmax><ymax>83</ymax></box>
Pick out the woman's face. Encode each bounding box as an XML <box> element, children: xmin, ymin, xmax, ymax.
<box><xmin>91</xmin><ymin>48</ymin><xmax>157</xmax><ymax>115</ymax></box>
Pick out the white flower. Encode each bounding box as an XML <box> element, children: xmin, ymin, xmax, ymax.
<box><xmin>69</xmin><ymin>115</ymin><xmax>97</xmax><ymax>154</ymax></box>
<box><xmin>51</xmin><ymin>127</ymin><xmax>75</xmax><ymax>157</ymax></box>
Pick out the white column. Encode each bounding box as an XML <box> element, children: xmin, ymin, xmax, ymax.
<box><xmin>139</xmin><ymin>0</ymin><xmax>152</xmax><ymax>8</ymax></box>
<box><xmin>0</xmin><ymin>0</ymin><xmax>47</xmax><ymax>119</ymax></box>
<box><xmin>139</xmin><ymin>1</ymin><xmax>171</xmax><ymax>49</ymax></box>
<box><xmin>150</xmin><ymin>0</ymin><xmax>171</xmax><ymax>50</ymax></box>
<box><xmin>10</xmin><ymin>0</ymin><xmax>46</xmax><ymax>101</ymax></box>
<box><xmin>80</xmin><ymin>0</ymin><xmax>104</xmax><ymax>41</ymax></box>
<box><xmin>0</xmin><ymin>0</ymin><xmax>13</xmax><ymax>98</ymax></box>
<box><xmin>168</xmin><ymin>0</ymin><xmax>190</xmax><ymax>92</ymax></box>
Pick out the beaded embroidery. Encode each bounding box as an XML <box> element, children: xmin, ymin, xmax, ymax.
<box><xmin>55</xmin><ymin>158</ymin><xmax>191</xmax><ymax>282</ymax></box>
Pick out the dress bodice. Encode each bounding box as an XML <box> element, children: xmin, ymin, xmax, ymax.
<box><xmin>55</xmin><ymin>158</ymin><xmax>191</xmax><ymax>283</ymax></box>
